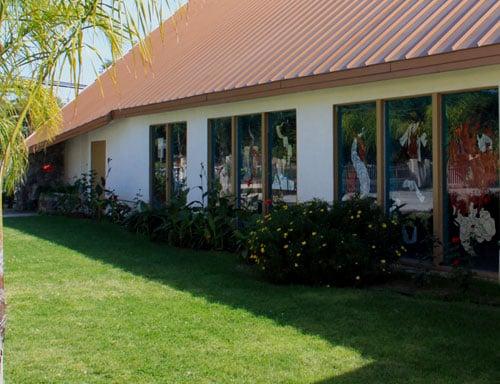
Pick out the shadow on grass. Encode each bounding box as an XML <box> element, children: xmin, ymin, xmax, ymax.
<box><xmin>6</xmin><ymin>216</ymin><xmax>500</xmax><ymax>383</ymax></box>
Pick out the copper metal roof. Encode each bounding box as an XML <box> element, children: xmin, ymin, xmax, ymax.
<box><xmin>29</xmin><ymin>0</ymin><xmax>500</xmax><ymax>147</ymax></box>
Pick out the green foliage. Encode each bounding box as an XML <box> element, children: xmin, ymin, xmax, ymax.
<box><xmin>386</xmin><ymin>97</ymin><xmax>432</xmax><ymax>163</ymax></box>
<box><xmin>124</xmin><ymin>200</ymin><xmax>169</xmax><ymax>239</ymax></box>
<box><xmin>124</xmin><ymin>187</ymin><xmax>255</xmax><ymax>251</ymax></box>
<box><xmin>338</xmin><ymin>103</ymin><xmax>377</xmax><ymax>159</ymax></box>
<box><xmin>46</xmin><ymin>170</ymin><xmax>131</xmax><ymax>223</ymax></box>
<box><xmin>242</xmin><ymin>199</ymin><xmax>405</xmax><ymax>286</ymax></box>
<box><xmin>0</xmin><ymin>0</ymin><xmax>174</xmax><ymax>195</ymax></box>
<box><xmin>445</xmin><ymin>90</ymin><xmax>499</xmax><ymax>131</ymax></box>
<box><xmin>446</xmin><ymin>237</ymin><xmax>475</xmax><ymax>293</ymax></box>
<box><xmin>0</xmin><ymin>82</ymin><xmax>61</xmax><ymax>194</ymax></box>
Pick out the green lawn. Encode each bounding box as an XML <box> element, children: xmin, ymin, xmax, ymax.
<box><xmin>4</xmin><ymin>216</ymin><xmax>500</xmax><ymax>383</ymax></box>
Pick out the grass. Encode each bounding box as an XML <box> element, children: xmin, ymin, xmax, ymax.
<box><xmin>4</xmin><ymin>215</ymin><xmax>500</xmax><ymax>383</ymax></box>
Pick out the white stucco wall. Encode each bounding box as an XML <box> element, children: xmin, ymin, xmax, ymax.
<box><xmin>64</xmin><ymin>64</ymin><xmax>500</xmax><ymax>203</ymax></box>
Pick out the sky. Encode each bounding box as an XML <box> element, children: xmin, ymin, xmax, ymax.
<box><xmin>56</xmin><ymin>0</ymin><xmax>187</xmax><ymax>104</ymax></box>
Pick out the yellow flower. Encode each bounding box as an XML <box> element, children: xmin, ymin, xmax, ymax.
<box><xmin>277</xmin><ymin>228</ymin><xmax>282</xmax><ymax>232</ymax></box>
<box><xmin>320</xmin><ymin>209</ymin><xmax>325</xmax><ymax>212</ymax></box>
<box><xmin>283</xmin><ymin>233</ymin><xmax>288</xmax><ymax>238</ymax></box>
<box><xmin>356</xmin><ymin>276</ymin><xmax>360</xmax><ymax>281</ymax></box>
<box><xmin>372</xmin><ymin>245</ymin><xmax>376</xmax><ymax>249</ymax></box>
<box><xmin>322</xmin><ymin>243</ymin><xmax>327</xmax><ymax>247</ymax></box>
<box><xmin>260</xmin><ymin>248</ymin><xmax>265</xmax><ymax>253</ymax></box>
<box><xmin>283</xmin><ymin>244</ymin><xmax>289</xmax><ymax>249</ymax></box>
<box><xmin>301</xmin><ymin>241</ymin><xmax>307</xmax><ymax>245</ymax></box>
<box><xmin>382</xmin><ymin>223</ymin><xmax>387</xmax><ymax>228</ymax></box>
<box><xmin>294</xmin><ymin>263</ymin><xmax>299</xmax><ymax>267</ymax></box>
<box><xmin>350</xmin><ymin>216</ymin><xmax>354</xmax><ymax>220</ymax></box>
<box><xmin>282</xmin><ymin>205</ymin><xmax>288</xmax><ymax>210</ymax></box>
<box><xmin>312</xmin><ymin>232</ymin><xmax>317</xmax><ymax>236</ymax></box>
<box><xmin>357</xmin><ymin>210</ymin><xmax>362</xmax><ymax>215</ymax></box>
<box><xmin>381</xmin><ymin>259</ymin><xmax>386</xmax><ymax>264</ymax></box>
<box><xmin>296</xmin><ymin>253</ymin><xmax>301</xmax><ymax>257</ymax></box>
<box><xmin>368</xmin><ymin>224</ymin><xmax>372</xmax><ymax>229</ymax></box>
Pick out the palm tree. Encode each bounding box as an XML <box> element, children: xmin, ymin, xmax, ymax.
<box><xmin>0</xmin><ymin>1</ymin><xmax>177</xmax><ymax>380</ymax></box>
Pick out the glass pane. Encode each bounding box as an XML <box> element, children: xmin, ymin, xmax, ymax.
<box><xmin>211</xmin><ymin>118</ymin><xmax>232</xmax><ymax>196</ymax></box>
<box><xmin>444</xmin><ymin>89</ymin><xmax>499</xmax><ymax>272</ymax></box>
<box><xmin>171</xmin><ymin>122</ymin><xmax>187</xmax><ymax>199</ymax></box>
<box><xmin>338</xmin><ymin>103</ymin><xmax>377</xmax><ymax>200</ymax></box>
<box><xmin>150</xmin><ymin>125</ymin><xmax>166</xmax><ymax>207</ymax></box>
<box><xmin>386</xmin><ymin>97</ymin><xmax>433</xmax><ymax>213</ymax></box>
<box><xmin>238</xmin><ymin>114</ymin><xmax>262</xmax><ymax>208</ymax></box>
<box><xmin>269</xmin><ymin>110</ymin><xmax>297</xmax><ymax>204</ymax></box>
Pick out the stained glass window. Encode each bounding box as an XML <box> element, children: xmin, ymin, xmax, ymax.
<box><xmin>443</xmin><ymin>89</ymin><xmax>499</xmax><ymax>271</ymax></box>
<box><xmin>150</xmin><ymin>125</ymin><xmax>167</xmax><ymax>207</ymax></box>
<box><xmin>337</xmin><ymin>103</ymin><xmax>377</xmax><ymax>201</ymax></box>
<box><xmin>209</xmin><ymin>118</ymin><xmax>232</xmax><ymax>196</ymax></box>
<box><xmin>170</xmin><ymin>122</ymin><xmax>187</xmax><ymax>199</ymax></box>
<box><xmin>268</xmin><ymin>111</ymin><xmax>297</xmax><ymax>204</ymax></box>
<box><xmin>238</xmin><ymin>114</ymin><xmax>262</xmax><ymax>208</ymax></box>
<box><xmin>386</xmin><ymin>97</ymin><xmax>433</xmax><ymax>213</ymax></box>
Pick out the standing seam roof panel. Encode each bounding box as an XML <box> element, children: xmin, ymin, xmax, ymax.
<box><xmin>36</xmin><ymin>0</ymin><xmax>500</xmax><ymax>145</ymax></box>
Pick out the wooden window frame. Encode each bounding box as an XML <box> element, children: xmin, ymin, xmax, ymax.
<box><xmin>165</xmin><ymin>121</ymin><xmax>187</xmax><ymax>203</ymax></box>
<box><xmin>207</xmin><ymin>116</ymin><xmax>233</xmax><ymax>198</ymax></box>
<box><xmin>332</xmin><ymin>100</ymin><xmax>381</xmax><ymax>204</ymax></box>
<box><xmin>149</xmin><ymin>124</ymin><xmax>167</xmax><ymax>205</ymax></box>
<box><xmin>333</xmin><ymin>85</ymin><xmax>498</xmax><ymax>278</ymax></box>
<box><xmin>207</xmin><ymin>109</ymin><xmax>298</xmax><ymax>212</ymax></box>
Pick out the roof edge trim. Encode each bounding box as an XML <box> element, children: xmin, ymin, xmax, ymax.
<box><xmin>30</xmin><ymin>44</ymin><xmax>500</xmax><ymax>151</ymax></box>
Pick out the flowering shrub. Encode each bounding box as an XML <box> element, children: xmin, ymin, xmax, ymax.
<box><xmin>242</xmin><ymin>199</ymin><xmax>405</xmax><ymax>286</ymax></box>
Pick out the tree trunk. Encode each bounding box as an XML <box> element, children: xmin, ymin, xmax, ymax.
<box><xmin>0</xmin><ymin>181</ymin><xmax>5</xmax><ymax>384</ymax></box>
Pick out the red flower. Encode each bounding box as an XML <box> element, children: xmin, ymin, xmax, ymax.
<box><xmin>41</xmin><ymin>163</ymin><xmax>54</xmax><ymax>173</ymax></box>
<box><xmin>452</xmin><ymin>258</ymin><xmax>461</xmax><ymax>267</ymax></box>
<box><xmin>264</xmin><ymin>199</ymin><xmax>273</xmax><ymax>207</ymax></box>
<box><xmin>451</xmin><ymin>236</ymin><xmax>461</xmax><ymax>245</ymax></box>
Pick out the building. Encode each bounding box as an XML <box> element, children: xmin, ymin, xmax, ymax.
<box><xmin>28</xmin><ymin>0</ymin><xmax>500</xmax><ymax>277</ymax></box>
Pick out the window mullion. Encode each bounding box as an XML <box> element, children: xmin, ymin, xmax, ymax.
<box><xmin>376</xmin><ymin>99</ymin><xmax>385</xmax><ymax>208</ymax></box>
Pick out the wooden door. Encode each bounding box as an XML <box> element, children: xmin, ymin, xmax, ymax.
<box><xmin>91</xmin><ymin>141</ymin><xmax>106</xmax><ymax>188</ymax></box>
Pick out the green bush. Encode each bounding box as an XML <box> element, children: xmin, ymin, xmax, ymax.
<box><xmin>242</xmin><ymin>199</ymin><xmax>406</xmax><ymax>286</ymax></box>
<box><xmin>125</xmin><ymin>188</ymin><xmax>255</xmax><ymax>251</ymax></box>
<box><xmin>123</xmin><ymin>200</ymin><xmax>169</xmax><ymax>239</ymax></box>
<box><xmin>46</xmin><ymin>171</ymin><xmax>131</xmax><ymax>223</ymax></box>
